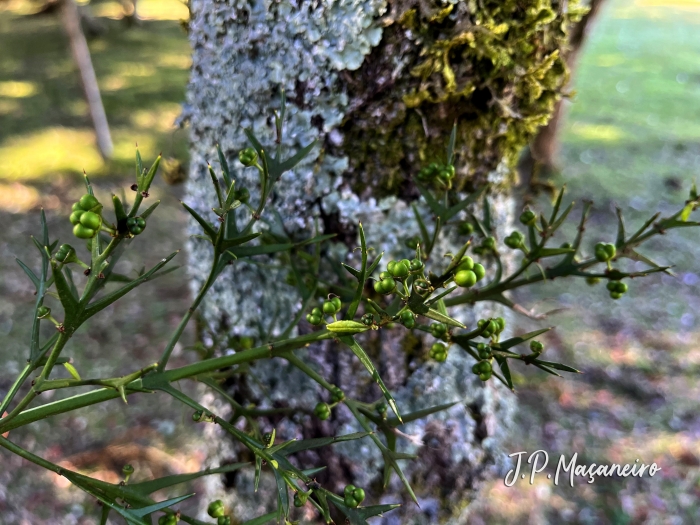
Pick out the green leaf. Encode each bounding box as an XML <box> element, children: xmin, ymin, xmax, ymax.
<box><xmin>412</xmin><ymin>203</ymin><xmax>431</xmax><ymax>249</ymax></box>
<box><xmin>16</xmin><ymin>258</ymin><xmax>39</xmax><ymax>289</ymax></box>
<box><xmin>276</xmin><ymin>433</ymin><xmax>370</xmax><ymax>456</ymax></box>
<box><xmin>219</xmin><ymin>232</ymin><xmax>262</xmax><ymax>251</ymax></box>
<box><xmin>208</xmin><ymin>164</ymin><xmax>224</xmax><ymax>207</ymax></box>
<box><xmin>494</xmin><ymin>328</ymin><xmax>553</xmax><ymax>351</ymax></box>
<box><xmin>494</xmin><ymin>356</ymin><xmax>513</xmax><ymax>390</ymax></box>
<box><xmin>50</xmin><ymin>259</ymin><xmax>79</xmax><ymax>317</ymax></box>
<box><xmin>529</xmin><ymin>359</ymin><xmax>580</xmax><ymax>374</ymax></box>
<box><xmin>443</xmin><ymin>184</ymin><xmax>488</xmax><ymax>222</ymax></box>
<box><xmin>129</xmin><ymin>463</ymin><xmax>247</xmax><ymax>495</ymax></box>
<box><xmin>216</xmin><ymin>143</ymin><xmax>232</xmax><ymax>187</ymax></box>
<box><xmin>347</xmin><ymin>223</ymin><xmax>369</xmax><ymax>319</ymax></box>
<box><xmin>142</xmin><ymin>155</ymin><xmax>162</xmax><ymax>192</ymax></box>
<box><xmin>80</xmin><ymin>251</ymin><xmax>179</xmax><ymax>321</ymax></box>
<box><xmin>536</xmin><ymin>247</ymin><xmax>575</xmax><ymax>257</ymax></box>
<box><xmin>333</xmin><ymin>501</ymin><xmax>402</xmax><ymax>525</ymax></box>
<box><xmin>342</xmin><ymin>263</ymin><xmax>361</xmax><ymax>279</ymax></box>
<box><xmin>680</xmin><ymin>203</ymin><xmax>693</xmax><ymax>222</ymax></box>
<box><xmin>276</xmin><ymin>140</ymin><xmax>318</xmax><ymax>178</ymax></box>
<box><xmin>446</xmin><ymin>120</ymin><xmax>457</xmax><ymax>165</ymax></box>
<box><xmin>415</xmin><ymin>182</ymin><xmax>446</xmax><ymax>217</ymax></box>
<box><xmin>483</xmin><ymin>195</ymin><xmax>492</xmax><ymax>233</ymax></box>
<box><xmin>181</xmin><ymin>201</ymin><xmax>217</xmax><ymax>240</ymax></box>
<box><xmin>615</xmin><ymin>207</ymin><xmax>626</xmax><ymax>246</ymax></box>
<box><xmin>339</xmin><ymin>335</ymin><xmax>402</xmax><ymax>423</ymax></box>
<box><xmin>129</xmin><ymin>493</ymin><xmax>195</xmax><ymax>518</ymax></box>
<box><xmin>272</xmin><ymin>468</ymin><xmax>289</xmax><ymax>519</ymax></box>
<box><xmin>228</xmin><ymin>243</ymin><xmax>294</xmax><ymax>258</ymax></box>
<box><xmin>240</xmin><ymin>513</ymin><xmax>277</xmax><ymax>525</ymax></box>
<box><xmin>548</xmin><ymin>186</ymin><xmax>565</xmax><ymax>225</ymax></box>
<box><xmin>385</xmin><ymin>402</ymin><xmax>457</xmax><ymax>427</ymax></box>
<box><xmin>423</xmin><ymin>307</ymin><xmax>466</xmax><ymax>328</ymax></box>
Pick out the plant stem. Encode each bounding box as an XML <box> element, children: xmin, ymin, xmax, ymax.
<box><xmin>0</xmin><ymin>363</ymin><xmax>33</xmax><ymax>415</ymax></box>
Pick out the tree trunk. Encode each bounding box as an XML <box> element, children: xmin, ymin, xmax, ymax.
<box><xmin>521</xmin><ymin>0</ymin><xmax>607</xmax><ymax>189</ymax></box>
<box><xmin>183</xmin><ymin>1</ymin><xmax>581</xmax><ymax>522</ymax></box>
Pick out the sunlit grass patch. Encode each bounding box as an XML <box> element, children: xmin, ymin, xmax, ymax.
<box><xmin>0</xmin><ymin>127</ymin><xmax>104</xmax><ymax>181</ymax></box>
<box><xmin>0</xmin><ymin>80</ymin><xmax>37</xmax><ymax>98</ymax></box>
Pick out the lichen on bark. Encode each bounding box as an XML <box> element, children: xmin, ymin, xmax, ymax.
<box><xmin>182</xmin><ymin>0</ymin><xmax>582</xmax><ymax>522</ymax></box>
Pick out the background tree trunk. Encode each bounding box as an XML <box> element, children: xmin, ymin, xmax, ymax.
<box><xmin>183</xmin><ymin>0</ymin><xmax>582</xmax><ymax>522</ymax></box>
<box><xmin>520</xmin><ymin>0</ymin><xmax>607</xmax><ymax>191</ymax></box>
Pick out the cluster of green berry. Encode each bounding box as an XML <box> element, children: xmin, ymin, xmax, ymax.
<box><xmin>373</xmin><ymin>258</ymin><xmax>424</xmax><ymax>295</ymax></box>
<box><xmin>471</xmin><ymin>342</ymin><xmax>495</xmax><ymax>380</ymax></box>
<box><xmin>477</xmin><ymin>317</ymin><xmax>506</xmax><ymax>340</ymax></box>
<box><xmin>238</xmin><ymin>147</ymin><xmax>258</xmax><ymax>167</ymax></box>
<box><xmin>504</xmin><ymin>231</ymin><xmax>525</xmax><ymax>249</ymax></box>
<box><xmin>342</xmin><ymin>484</ymin><xmax>366</xmax><ymax>508</ymax></box>
<box><xmin>313</xmin><ymin>387</ymin><xmax>345</xmax><ymax>421</ymax></box>
<box><xmin>398</xmin><ymin>310</ymin><xmax>416</xmax><ymax>329</ymax></box>
<box><xmin>451</xmin><ymin>256</ymin><xmax>486</xmax><ymax>288</ymax></box>
<box><xmin>69</xmin><ymin>194</ymin><xmax>103</xmax><ymax>239</ymax></box>
<box><xmin>429</xmin><ymin>342</ymin><xmax>449</xmax><ymax>362</ymax></box>
<box><xmin>529</xmin><ymin>340</ymin><xmax>544</xmax><ymax>355</ymax></box>
<box><xmin>416</xmin><ymin>162</ymin><xmax>456</xmax><ymax>189</ymax></box>
<box><xmin>472</xmin><ymin>236</ymin><xmax>497</xmax><ymax>256</ymax></box>
<box><xmin>594</xmin><ymin>242</ymin><xmax>616</xmax><ymax>262</ymax></box>
<box><xmin>205</xmin><ymin>499</ymin><xmax>231</xmax><ymax>525</ymax></box>
<box><xmin>306</xmin><ymin>296</ymin><xmax>342</xmax><ymax>326</ymax></box>
<box><xmin>606</xmin><ymin>280</ymin><xmax>628</xmax><ymax>299</ymax></box>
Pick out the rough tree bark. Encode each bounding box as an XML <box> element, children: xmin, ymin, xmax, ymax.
<box><xmin>182</xmin><ymin>0</ymin><xmax>584</xmax><ymax>522</ymax></box>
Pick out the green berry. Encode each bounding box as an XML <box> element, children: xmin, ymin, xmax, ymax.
<box><xmin>71</xmin><ymin>202</ymin><xmax>82</xmax><ymax>212</ymax></box>
<box><xmin>519</xmin><ymin>209</ymin><xmax>537</xmax><ymax>226</ymax></box>
<box><xmin>456</xmin><ymin>256</ymin><xmax>474</xmax><ymax>271</ymax></box>
<box><xmin>311</xmin><ymin>307</ymin><xmax>322</xmax><ymax>317</ymax></box>
<box><xmin>505</xmin><ymin>231</ymin><xmax>525</xmax><ymax>249</ymax></box>
<box><xmin>158</xmin><ymin>516</ymin><xmax>177</xmax><ymax>525</ymax></box>
<box><xmin>314</xmin><ymin>402</ymin><xmax>331</xmax><ymax>420</ymax></box>
<box><xmin>361</xmin><ymin>313</ymin><xmax>374</xmax><ymax>326</ymax></box>
<box><xmin>345</xmin><ymin>494</ymin><xmax>358</xmax><ymax>508</ymax></box>
<box><xmin>458</xmin><ymin>221</ymin><xmax>475</xmax><ymax>235</ymax></box>
<box><xmin>79</xmin><ymin>211</ymin><xmax>102</xmax><ymax>230</ymax></box>
<box><xmin>330</xmin><ymin>297</ymin><xmax>342</xmax><ymax>311</ymax></box>
<box><xmin>477</xmin><ymin>343</ymin><xmax>492</xmax><ymax>360</ymax></box>
<box><xmin>387</xmin><ymin>259</ymin><xmax>410</xmax><ymax>278</ymax></box>
<box><xmin>55</xmin><ymin>244</ymin><xmax>75</xmax><ymax>263</ymax></box>
<box><xmin>610</xmin><ymin>292</ymin><xmax>623</xmax><ymax>300</ymax></box>
<box><xmin>73</xmin><ymin>224</ymin><xmax>96</xmax><ymax>239</ymax></box>
<box><xmin>473</xmin><ymin>263</ymin><xmax>486</xmax><ymax>281</ymax></box>
<box><xmin>454</xmin><ymin>270</ymin><xmax>477</xmax><ymax>288</ymax></box>
<box><xmin>344</xmin><ymin>484</ymin><xmax>356</xmax><ymax>498</ymax></box>
<box><xmin>192</xmin><ymin>410</ymin><xmax>203</xmax><ymax>421</ymax></box>
<box><xmin>472</xmin><ymin>360</ymin><xmax>492</xmax><ymax>376</ymax></box>
<box><xmin>294</xmin><ymin>493</ymin><xmax>305</xmax><ymax>507</ymax></box>
<box><xmin>217</xmin><ymin>517</ymin><xmax>231</xmax><ymax>525</ymax></box>
<box><xmin>530</xmin><ymin>340</ymin><xmax>544</xmax><ymax>354</ymax></box>
<box><xmin>207</xmin><ymin>499</ymin><xmax>226</xmax><ymax>518</ymax></box>
<box><xmin>126</xmin><ymin>216</ymin><xmax>146</xmax><ymax>235</ymax></box>
<box><xmin>405</xmin><ymin>237</ymin><xmax>420</xmax><ymax>249</ymax></box>
<box><xmin>482</xmin><ymin>236</ymin><xmax>496</xmax><ymax>250</ymax></box>
<box><xmin>37</xmin><ymin>306</ymin><xmax>51</xmax><ymax>319</ymax></box>
<box><xmin>409</xmin><ymin>258</ymin><xmax>424</xmax><ymax>272</ymax></box>
<box><xmin>376</xmin><ymin>402</ymin><xmax>387</xmax><ymax>415</ymax></box>
<box><xmin>478</xmin><ymin>371</ymin><xmax>492</xmax><ymax>381</ymax></box>
<box><xmin>69</xmin><ymin>210</ymin><xmax>84</xmax><ymax>225</ymax></box>
<box><xmin>78</xmin><ymin>194</ymin><xmax>100</xmax><ymax>211</ymax></box>
<box><xmin>122</xmin><ymin>464</ymin><xmax>134</xmax><ymax>475</ymax></box>
<box><xmin>595</xmin><ymin>242</ymin><xmax>616</xmax><ymax>262</ymax></box>
<box><xmin>306</xmin><ymin>314</ymin><xmax>322</xmax><ymax>326</ymax></box>
<box><xmin>495</xmin><ymin>317</ymin><xmax>506</xmax><ymax>333</ymax></box>
<box><xmin>331</xmin><ymin>387</ymin><xmax>345</xmax><ymax>403</ymax></box>
<box><xmin>352</xmin><ymin>488</ymin><xmax>365</xmax><ymax>504</ymax></box>
<box><xmin>373</xmin><ymin>275</ymin><xmax>396</xmax><ymax>295</ymax></box>
<box><xmin>586</xmin><ymin>276</ymin><xmax>600</xmax><ymax>286</ymax></box>
<box><xmin>235</xmin><ymin>187</ymin><xmax>250</xmax><ymax>203</ymax></box>
<box><xmin>323</xmin><ymin>301</ymin><xmax>337</xmax><ymax>315</ymax></box>
<box><xmin>400</xmin><ymin>310</ymin><xmax>415</xmax><ymax>328</ymax></box>
<box><xmin>430</xmin><ymin>323</ymin><xmax>447</xmax><ymax>337</ymax></box>
<box><xmin>238</xmin><ymin>147</ymin><xmax>258</xmax><ymax>167</ymax></box>
<box><xmin>430</xmin><ymin>342</ymin><xmax>448</xmax><ymax>362</ymax></box>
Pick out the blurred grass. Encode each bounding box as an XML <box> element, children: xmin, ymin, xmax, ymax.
<box><xmin>0</xmin><ymin>0</ymin><xmax>190</xmax><ymax>185</ymax></box>
<box><xmin>1</xmin><ymin>0</ymin><xmax>700</xmax><ymax>523</ymax></box>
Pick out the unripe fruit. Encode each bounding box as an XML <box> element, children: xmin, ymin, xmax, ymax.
<box><xmin>238</xmin><ymin>147</ymin><xmax>258</xmax><ymax>167</ymax></box>
<box><xmin>473</xmin><ymin>263</ymin><xmax>486</xmax><ymax>281</ymax></box>
<box><xmin>79</xmin><ymin>211</ymin><xmax>102</xmax><ymax>230</ymax></box>
<box><xmin>456</xmin><ymin>256</ymin><xmax>474</xmax><ymax>271</ymax></box>
<box><xmin>37</xmin><ymin>306</ymin><xmax>51</xmax><ymax>319</ymax></box>
<box><xmin>78</xmin><ymin>194</ymin><xmax>100</xmax><ymax>211</ymax></box>
<box><xmin>458</xmin><ymin>221</ymin><xmax>474</xmax><ymax>235</ymax></box>
<box><xmin>217</xmin><ymin>517</ymin><xmax>231</xmax><ymax>525</ymax></box>
<box><xmin>399</xmin><ymin>310</ymin><xmax>415</xmax><ymax>328</ymax></box>
<box><xmin>409</xmin><ymin>258</ymin><xmax>424</xmax><ymax>272</ymax></box>
<box><xmin>352</xmin><ymin>488</ymin><xmax>366</xmax><ymax>503</ymax></box>
<box><xmin>361</xmin><ymin>313</ymin><xmax>374</xmax><ymax>326</ymax></box>
<box><xmin>495</xmin><ymin>317</ymin><xmax>506</xmax><ymax>333</ymax></box>
<box><xmin>158</xmin><ymin>516</ymin><xmax>178</xmax><ymax>525</ymax></box>
<box><xmin>73</xmin><ymin>224</ymin><xmax>96</xmax><ymax>239</ymax></box>
<box><xmin>314</xmin><ymin>402</ymin><xmax>331</xmax><ymax>420</ymax></box>
<box><xmin>207</xmin><ymin>499</ymin><xmax>226</xmax><ymax>518</ymax></box>
<box><xmin>530</xmin><ymin>340</ymin><xmax>544</xmax><ymax>354</ymax></box>
<box><xmin>430</xmin><ymin>323</ymin><xmax>447</xmax><ymax>336</ymax></box>
<box><xmin>594</xmin><ymin>242</ymin><xmax>616</xmax><ymax>262</ymax></box>
<box><xmin>323</xmin><ymin>301</ymin><xmax>337</xmax><ymax>315</ymax></box>
<box><xmin>127</xmin><ymin>216</ymin><xmax>146</xmax><ymax>235</ymax></box>
<box><xmin>330</xmin><ymin>297</ymin><xmax>342</xmax><ymax>311</ymax></box>
<box><xmin>331</xmin><ymin>387</ymin><xmax>345</xmax><ymax>403</ymax></box>
<box><xmin>454</xmin><ymin>270</ymin><xmax>477</xmax><ymax>288</ymax></box>
<box><xmin>477</xmin><ymin>343</ymin><xmax>491</xmax><ymax>360</ymax></box>
<box><xmin>482</xmin><ymin>236</ymin><xmax>496</xmax><ymax>250</ymax></box>
<box><xmin>520</xmin><ymin>209</ymin><xmax>536</xmax><ymax>226</ymax></box>
<box><xmin>586</xmin><ymin>276</ymin><xmax>600</xmax><ymax>286</ymax></box>
<box><xmin>387</xmin><ymin>260</ymin><xmax>410</xmax><ymax>278</ymax></box>
<box><xmin>610</xmin><ymin>292</ymin><xmax>623</xmax><ymax>299</ymax></box>
<box><xmin>344</xmin><ymin>484</ymin><xmax>356</xmax><ymax>497</ymax></box>
<box><xmin>69</xmin><ymin>210</ymin><xmax>84</xmax><ymax>225</ymax></box>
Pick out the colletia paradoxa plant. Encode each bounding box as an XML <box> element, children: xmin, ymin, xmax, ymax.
<box><xmin>2</xmin><ymin>97</ymin><xmax>700</xmax><ymax>525</ymax></box>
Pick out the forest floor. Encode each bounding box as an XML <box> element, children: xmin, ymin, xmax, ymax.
<box><xmin>1</xmin><ymin>0</ymin><xmax>699</xmax><ymax>523</ymax></box>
